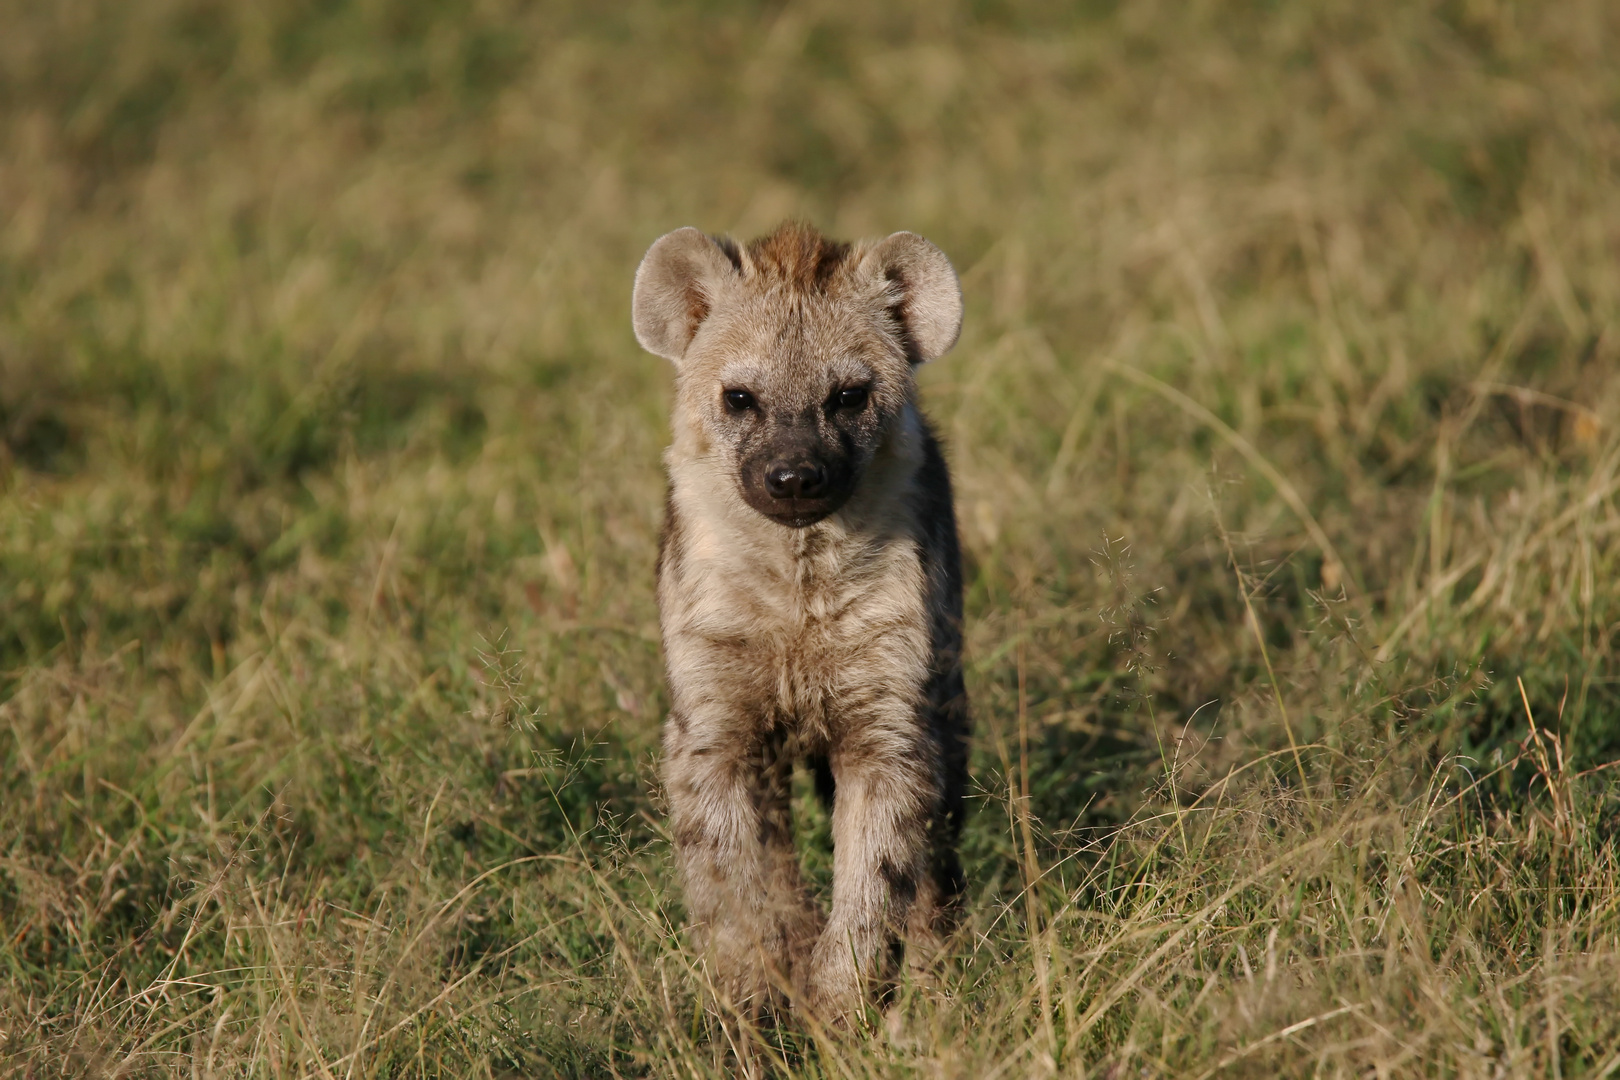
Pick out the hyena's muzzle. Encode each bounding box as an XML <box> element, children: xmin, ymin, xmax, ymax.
<box><xmin>737</xmin><ymin>417</ymin><xmax>860</xmax><ymax>528</ymax></box>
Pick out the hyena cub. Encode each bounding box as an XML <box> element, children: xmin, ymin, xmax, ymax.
<box><xmin>632</xmin><ymin>222</ymin><xmax>970</xmax><ymax>1021</ymax></box>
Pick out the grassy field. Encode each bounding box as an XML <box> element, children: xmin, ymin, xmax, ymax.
<box><xmin>3</xmin><ymin>0</ymin><xmax>1620</xmax><ymax>1075</ymax></box>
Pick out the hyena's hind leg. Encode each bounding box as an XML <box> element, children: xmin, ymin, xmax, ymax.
<box><xmin>907</xmin><ymin>690</ymin><xmax>971</xmax><ymax>977</ymax></box>
<box><xmin>664</xmin><ymin>713</ymin><xmax>820</xmax><ymax>1017</ymax></box>
<box><xmin>756</xmin><ymin>726</ymin><xmax>824</xmax><ymax>998</ymax></box>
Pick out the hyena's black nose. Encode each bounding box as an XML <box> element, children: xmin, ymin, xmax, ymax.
<box><xmin>765</xmin><ymin>461</ymin><xmax>827</xmax><ymax>500</ymax></box>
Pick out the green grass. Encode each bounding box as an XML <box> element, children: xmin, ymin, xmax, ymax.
<box><xmin>3</xmin><ymin>0</ymin><xmax>1619</xmax><ymax>1075</ymax></box>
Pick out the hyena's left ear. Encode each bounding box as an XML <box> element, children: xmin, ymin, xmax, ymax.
<box><xmin>632</xmin><ymin>227</ymin><xmax>743</xmax><ymax>364</ymax></box>
<box><xmin>860</xmin><ymin>232</ymin><xmax>963</xmax><ymax>362</ymax></box>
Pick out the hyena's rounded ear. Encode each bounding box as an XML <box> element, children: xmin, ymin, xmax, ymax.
<box><xmin>632</xmin><ymin>227</ymin><xmax>743</xmax><ymax>363</ymax></box>
<box><xmin>860</xmin><ymin>232</ymin><xmax>963</xmax><ymax>363</ymax></box>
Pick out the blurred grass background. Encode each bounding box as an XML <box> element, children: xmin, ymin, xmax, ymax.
<box><xmin>2</xmin><ymin>0</ymin><xmax>1619</xmax><ymax>1075</ymax></box>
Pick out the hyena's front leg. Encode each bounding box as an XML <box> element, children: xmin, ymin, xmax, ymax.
<box><xmin>663</xmin><ymin>708</ymin><xmax>819</xmax><ymax>1013</ymax></box>
<box><xmin>804</xmin><ymin>710</ymin><xmax>939</xmax><ymax>1021</ymax></box>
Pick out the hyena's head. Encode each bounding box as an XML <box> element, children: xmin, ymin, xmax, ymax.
<box><xmin>632</xmin><ymin>222</ymin><xmax>961</xmax><ymax>528</ymax></box>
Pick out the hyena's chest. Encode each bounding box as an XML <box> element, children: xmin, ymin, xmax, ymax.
<box><xmin>668</xmin><ymin>530</ymin><xmax>934</xmax><ymax>738</ymax></box>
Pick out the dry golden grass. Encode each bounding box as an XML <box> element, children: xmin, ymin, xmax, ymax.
<box><xmin>2</xmin><ymin>1</ymin><xmax>1619</xmax><ymax>1075</ymax></box>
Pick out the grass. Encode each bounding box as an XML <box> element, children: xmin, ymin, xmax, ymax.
<box><xmin>2</xmin><ymin>0</ymin><xmax>1619</xmax><ymax>1075</ymax></box>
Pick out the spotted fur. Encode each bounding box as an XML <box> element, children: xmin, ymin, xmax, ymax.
<box><xmin>633</xmin><ymin>222</ymin><xmax>969</xmax><ymax>1023</ymax></box>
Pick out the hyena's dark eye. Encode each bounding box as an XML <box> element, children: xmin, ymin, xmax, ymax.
<box><xmin>723</xmin><ymin>389</ymin><xmax>757</xmax><ymax>413</ymax></box>
<box><xmin>835</xmin><ymin>386</ymin><xmax>869</xmax><ymax>411</ymax></box>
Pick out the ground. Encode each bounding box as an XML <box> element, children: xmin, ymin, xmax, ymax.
<box><xmin>2</xmin><ymin>1</ymin><xmax>1619</xmax><ymax>1076</ymax></box>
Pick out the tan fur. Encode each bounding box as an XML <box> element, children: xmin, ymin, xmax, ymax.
<box><xmin>635</xmin><ymin>222</ymin><xmax>969</xmax><ymax>1025</ymax></box>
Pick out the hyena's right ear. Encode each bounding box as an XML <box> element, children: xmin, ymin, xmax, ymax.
<box><xmin>632</xmin><ymin>228</ymin><xmax>743</xmax><ymax>363</ymax></box>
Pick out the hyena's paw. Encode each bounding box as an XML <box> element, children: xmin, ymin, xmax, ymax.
<box><xmin>782</xmin><ymin>911</ymin><xmax>824</xmax><ymax>999</ymax></box>
<box><xmin>702</xmin><ymin>926</ymin><xmax>786</xmax><ymax>1016</ymax></box>
<box><xmin>800</xmin><ymin>932</ymin><xmax>866</xmax><ymax>1026</ymax></box>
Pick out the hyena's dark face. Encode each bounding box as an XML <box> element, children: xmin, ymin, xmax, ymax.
<box><xmin>727</xmin><ymin>381</ymin><xmax>875</xmax><ymax>528</ymax></box>
<box><xmin>632</xmin><ymin>223</ymin><xmax>963</xmax><ymax>528</ymax></box>
<box><xmin>705</xmin><ymin>301</ymin><xmax>903</xmax><ymax>528</ymax></box>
